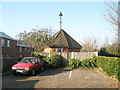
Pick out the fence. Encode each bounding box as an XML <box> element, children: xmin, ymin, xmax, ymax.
<box><xmin>47</xmin><ymin>51</ymin><xmax>98</xmax><ymax>66</ymax></box>
<box><xmin>49</xmin><ymin>51</ymin><xmax>98</xmax><ymax>60</ymax></box>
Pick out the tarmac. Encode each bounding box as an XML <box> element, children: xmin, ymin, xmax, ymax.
<box><xmin>2</xmin><ymin>70</ymin><xmax>11</xmax><ymax>76</ymax></box>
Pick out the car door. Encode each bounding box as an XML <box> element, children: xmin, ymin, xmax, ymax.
<box><xmin>37</xmin><ymin>58</ymin><xmax>42</xmax><ymax>69</ymax></box>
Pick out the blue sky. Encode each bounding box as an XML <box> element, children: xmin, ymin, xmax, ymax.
<box><xmin>1</xmin><ymin>2</ymin><xmax>115</xmax><ymax>45</ymax></box>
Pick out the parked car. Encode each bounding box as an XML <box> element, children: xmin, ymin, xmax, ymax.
<box><xmin>11</xmin><ymin>57</ymin><xmax>44</xmax><ymax>75</ymax></box>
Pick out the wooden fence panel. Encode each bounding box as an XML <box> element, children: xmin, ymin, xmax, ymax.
<box><xmin>48</xmin><ymin>51</ymin><xmax>98</xmax><ymax>61</ymax></box>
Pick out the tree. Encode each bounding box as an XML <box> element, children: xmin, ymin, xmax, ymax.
<box><xmin>16</xmin><ymin>28</ymin><xmax>55</xmax><ymax>52</ymax></box>
<box><xmin>105</xmin><ymin>0</ymin><xmax>119</xmax><ymax>30</ymax></box>
<box><xmin>106</xmin><ymin>43</ymin><xmax>119</xmax><ymax>53</ymax></box>
<box><xmin>81</xmin><ymin>37</ymin><xmax>99</xmax><ymax>52</ymax></box>
<box><xmin>104</xmin><ymin>0</ymin><xmax>120</xmax><ymax>52</ymax></box>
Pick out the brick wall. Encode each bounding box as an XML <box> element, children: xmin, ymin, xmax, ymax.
<box><xmin>17</xmin><ymin>46</ymin><xmax>32</xmax><ymax>58</ymax></box>
<box><xmin>2</xmin><ymin>38</ymin><xmax>17</xmax><ymax>57</ymax></box>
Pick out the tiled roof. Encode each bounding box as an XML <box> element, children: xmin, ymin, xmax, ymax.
<box><xmin>0</xmin><ymin>32</ymin><xmax>16</xmax><ymax>40</ymax></box>
<box><xmin>49</xmin><ymin>29</ymin><xmax>82</xmax><ymax>49</ymax></box>
<box><xmin>17</xmin><ymin>44</ymin><xmax>32</xmax><ymax>48</ymax></box>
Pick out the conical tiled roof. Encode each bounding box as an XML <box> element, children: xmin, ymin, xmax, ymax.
<box><xmin>49</xmin><ymin>29</ymin><xmax>82</xmax><ymax>49</ymax></box>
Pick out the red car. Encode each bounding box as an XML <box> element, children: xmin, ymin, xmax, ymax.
<box><xmin>11</xmin><ymin>57</ymin><xmax>44</xmax><ymax>75</ymax></box>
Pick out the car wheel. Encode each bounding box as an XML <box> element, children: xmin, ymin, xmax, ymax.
<box><xmin>41</xmin><ymin>66</ymin><xmax>44</xmax><ymax>72</ymax></box>
<box><xmin>31</xmin><ymin>69</ymin><xmax>35</xmax><ymax>75</ymax></box>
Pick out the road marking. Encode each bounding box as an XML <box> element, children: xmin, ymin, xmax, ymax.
<box><xmin>69</xmin><ymin>71</ymin><xmax>72</xmax><ymax>78</ymax></box>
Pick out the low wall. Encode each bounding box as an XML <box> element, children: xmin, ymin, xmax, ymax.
<box><xmin>3</xmin><ymin>57</ymin><xmax>18</xmax><ymax>72</ymax></box>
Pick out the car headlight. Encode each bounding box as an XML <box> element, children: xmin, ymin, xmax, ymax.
<box><xmin>12</xmin><ymin>67</ymin><xmax>16</xmax><ymax>70</ymax></box>
<box><xmin>25</xmin><ymin>68</ymin><xmax>29</xmax><ymax>70</ymax></box>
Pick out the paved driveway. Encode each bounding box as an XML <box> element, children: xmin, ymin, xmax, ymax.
<box><xmin>2</xmin><ymin>68</ymin><xmax>118</xmax><ymax>88</ymax></box>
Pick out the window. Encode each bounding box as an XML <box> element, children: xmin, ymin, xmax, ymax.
<box><xmin>20</xmin><ymin>47</ymin><xmax>22</xmax><ymax>52</ymax></box>
<box><xmin>2</xmin><ymin>39</ymin><xmax>5</xmax><ymax>47</ymax></box>
<box><xmin>29</xmin><ymin>48</ymin><xmax>31</xmax><ymax>52</ymax></box>
<box><xmin>25</xmin><ymin>47</ymin><xmax>26</xmax><ymax>51</ymax></box>
<box><xmin>56</xmin><ymin>48</ymin><xmax>63</xmax><ymax>53</ymax></box>
<box><xmin>7</xmin><ymin>40</ymin><xmax>10</xmax><ymax>47</ymax></box>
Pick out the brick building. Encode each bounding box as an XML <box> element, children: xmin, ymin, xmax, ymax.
<box><xmin>0</xmin><ymin>32</ymin><xmax>33</xmax><ymax>71</ymax></box>
<box><xmin>0</xmin><ymin>32</ymin><xmax>33</xmax><ymax>58</ymax></box>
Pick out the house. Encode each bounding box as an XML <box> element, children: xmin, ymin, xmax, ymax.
<box><xmin>43</xmin><ymin>29</ymin><xmax>82</xmax><ymax>53</ymax></box>
<box><xmin>0</xmin><ymin>32</ymin><xmax>33</xmax><ymax>58</ymax></box>
<box><xmin>0</xmin><ymin>32</ymin><xmax>33</xmax><ymax>71</ymax></box>
<box><xmin>1</xmin><ymin>32</ymin><xmax>18</xmax><ymax>58</ymax></box>
<box><xmin>17</xmin><ymin>43</ymin><xmax>33</xmax><ymax>58</ymax></box>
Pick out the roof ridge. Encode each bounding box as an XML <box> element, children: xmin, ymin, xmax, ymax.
<box><xmin>61</xmin><ymin>30</ymin><xmax>69</xmax><ymax>47</ymax></box>
<box><xmin>61</xmin><ymin>30</ymin><xmax>82</xmax><ymax>48</ymax></box>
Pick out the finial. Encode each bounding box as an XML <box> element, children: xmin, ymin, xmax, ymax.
<box><xmin>59</xmin><ymin>12</ymin><xmax>63</xmax><ymax>30</ymax></box>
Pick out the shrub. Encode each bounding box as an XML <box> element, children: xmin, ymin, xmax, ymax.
<box><xmin>81</xmin><ymin>57</ymin><xmax>97</xmax><ymax>68</ymax></box>
<box><xmin>96</xmin><ymin>56</ymin><xmax>120</xmax><ymax>80</ymax></box>
<box><xmin>67</xmin><ymin>59</ymin><xmax>81</xmax><ymax>69</ymax></box>
<box><xmin>44</xmin><ymin>54</ymin><xmax>63</xmax><ymax>68</ymax></box>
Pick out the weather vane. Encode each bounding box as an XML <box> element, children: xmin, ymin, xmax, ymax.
<box><xmin>59</xmin><ymin>12</ymin><xmax>63</xmax><ymax>30</ymax></box>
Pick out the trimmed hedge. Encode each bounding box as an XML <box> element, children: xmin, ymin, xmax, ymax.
<box><xmin>96</xmin><ymin>56</ymin><xmax>120</xmax><ymax>80</ymax></box>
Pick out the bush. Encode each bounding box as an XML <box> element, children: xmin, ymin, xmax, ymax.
<box><xmin>81</xmin><ymin>57</ymin><xmax>97</xmax><ymax>68</ymax></box>
<box><xmin>67</xmin><ymin>59</ymin><xmax>81</xmax><ymax>69</ymax></box>
<box><xmin>96</xmin><ymin>56</ymin><xmax>120</xmax><ymax>80</ymax></box>
<box><xmin>44</xmin><ymin>54</ymin><xmax>63</xmax><ymax>68</ymax></box>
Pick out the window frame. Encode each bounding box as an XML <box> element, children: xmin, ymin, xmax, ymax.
<box><xmin>20</xmin><ymin>47</ymin><xmax>22</xmax><ymax>52</ymax></box>
<box><xmin>7</xmin><ymin>40</ymin><xmax>10</xmax><ymax>48</ymax></box>
<box><xmin>2</xmin><ymin>39</ymin><xmax>5</xmax><ymax>47</ymax></box>
<box><xmin>56</xmin><ymin>48</ymin><xmax>63</xmax><ymax>53</ymax></box>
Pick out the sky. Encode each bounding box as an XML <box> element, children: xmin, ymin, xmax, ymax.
<box><xmin>0</xmin><ymin>1</ymin><xmax>116</xmax><ymax>46</ymax></box>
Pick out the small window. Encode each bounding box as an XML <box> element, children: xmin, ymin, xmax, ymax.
<box><xmin>29</xmin><ymin>48</ymin><xmax>31</xmax><ymax>52</ymax></box>
<box><xmin>56</xmin><ymin>48</ymin><xmax>63</xmax><ymax>53</ymax></box>
<box><xmin>7</xmin><ymin>40</ymin><xmax>10</xmax><ymax>47</ymax></box>
<box><xmin>2</xmin><ymin>39</ymin><xmax>5</xmax><ymax>47</ymax></box>
<box><xmin>25</xmin><ymin>47</ymin><xmax>26</xmax><ymax>51</ymax></box>
<box><xmin>20</xmin><ymin>47</ymin><xmax>22</xmax><ymax>52</ymax></box>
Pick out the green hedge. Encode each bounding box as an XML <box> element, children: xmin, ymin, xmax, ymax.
<box><xmin>43</xmin><ymin>54</ymin><xmax>63</xmax><ymax>69</ymax></box>
<box><xmin>96</xmin><ymin>56</ymin><xmax>119</xmax><ymax>80</ymax></box>
<box><xmin>67</xmin><ymin>57</ymin><xmax>97</xmax><ymax>69</ymax></box>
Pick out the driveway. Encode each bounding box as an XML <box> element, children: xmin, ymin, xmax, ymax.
<box><xmin>2</xmin><ymin>68</ymin><xmax>118</xmax><ymax>88</ymax></box>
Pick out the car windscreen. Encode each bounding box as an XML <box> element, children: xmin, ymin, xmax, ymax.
<box><xmin>20</xmin><ymin>58</ymin><xmax>35</xmax><ymax>63</ymax></box>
